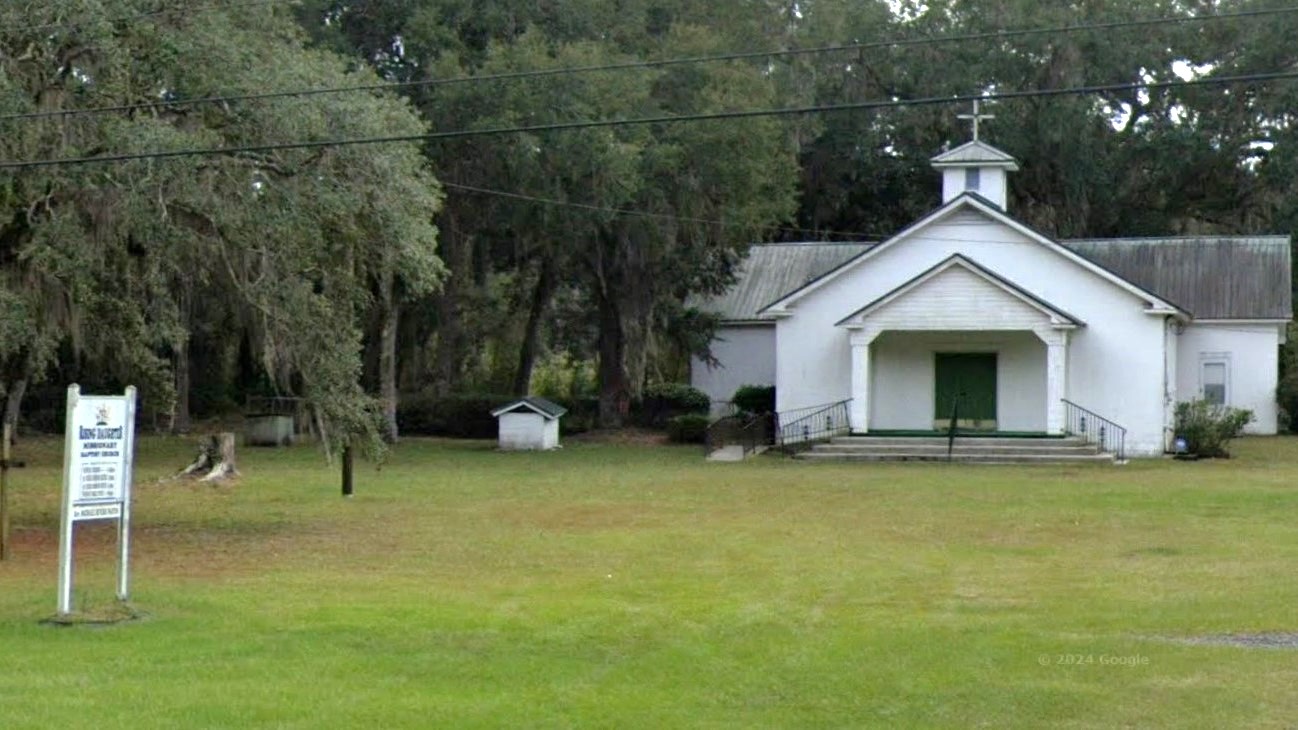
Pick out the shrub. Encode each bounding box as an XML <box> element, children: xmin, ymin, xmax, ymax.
<box><xmin>550</xmin><ymin>396</ymin><xmax>599</xmax><ymax>436</ymax></box>
<box><xmin>1173</xmin><ymin>399</ymin><xmax>1253</xmax><ymax>458</ymax></box>
<box><xmin>1278</xmin><ymin>321</ymin><xmax>1298</xmax><ymax>433</ymax></box>
<box><xmin>636</xmin><ymin>382</ymin><xmax>711</xmax><ymax>427</ymax></box>
<box><xmin>1278</xmin><ymin>368</ymin><xmax>1298</xmax><ymax>434</ymax></box>
<box><xmin>731</xmin><ymin>384</ymin><xmax>775</xmax><ymax>415</ymax></box>
<box><xmin>397</xmin><ymin>392</ymin><xmax>514</xmax><ymax>439</ymax></box>
<box><xmin>666</xmin><ymin>413</ymin><xmax>711</xmax><ymax>444</ymax></box>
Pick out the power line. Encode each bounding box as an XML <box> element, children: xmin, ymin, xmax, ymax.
<box><xmin>3</xmin><ymin>70</ymin><xmax>1295</xmax><ymax>170</ymax></box>
<box><xmin>443</xmin><ymin>182</ymin><xmax>871</xmax><ymax>240</ymax></box>
<box><xmin>0</xmin><ymin>0</ymin><xmax>294</xmax><ymax>35</ymax></box>
<box><xmin>3</xmin><ymin>5</ymin><xmax>1294</xmax><ymax>124</ymax></box>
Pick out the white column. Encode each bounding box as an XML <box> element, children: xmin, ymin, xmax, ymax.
<box><xmin>1041</xmin><ymin>329</ymin><xmax>1068</xmax><ymax>435</ymax></box>
<box><xmin>849</xmin><ymin>328</ymin><xmax>879</xmax><ymax>433</ymax></box>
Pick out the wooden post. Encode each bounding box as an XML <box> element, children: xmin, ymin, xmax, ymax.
<box><xmin>1</xmin><ymin>422</ymin><xmax>10</xmax><ymax>561</ymax></box>
<box><xmin>341</xmin><ymin>444</ymin><xmax>354</xmax><ymax>497</ymax></box>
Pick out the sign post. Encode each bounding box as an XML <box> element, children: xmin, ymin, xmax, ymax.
<box><xmin>57</xmin><ymin>384</ymin><xmax>137</xmax><ymax>616</ymax></box>
<box><xmin>1</xmin><ymin>422</ymin><xmax>11</xmax><ymax>561</ymax></box>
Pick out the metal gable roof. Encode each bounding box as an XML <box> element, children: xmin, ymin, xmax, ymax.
<box><xmin>756</xmin><ymin>195</ymin><xmax>1184</xmax><ymax>317</ymax></box>
<box><xmin>490</xmin><ymin>397</ymin><xmax>568</xmax><ymax>420</ymax></box>
<box><xmin>690</xmin><ymin>242</ymin><xmax>875</xmax><ymax>322</ymax></box>
<box><xmin>698</xmin><ymin>234</ymin><xmax>1291</xmax><ymax>324</ymax></box>
<box><xmin>1063</xmin><ymin>236</ymin><xmax>1292</xmax><ymax>320</ymax></box>
<box><xmin>930</xmin><ymin>140</ymin><xmax>1019</xmax><ymax>169</ymax></box>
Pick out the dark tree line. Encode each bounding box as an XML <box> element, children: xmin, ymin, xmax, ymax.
<box><xmin>299</xmin><ymin>0</ymin><xmax>1298</xmax><ymax>429</ymax></box>
<box><xmin>3</xmin><ymin>0</ymin><xmax>1297</xmax><ymax>441</ymax></box>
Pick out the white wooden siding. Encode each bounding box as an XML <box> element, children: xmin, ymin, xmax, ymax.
<box><xmin>690</xmin><ymin>323</ymin><xmax>776</xmax><ymax>409</ymax></box>
<box><xmin>942</xmin><ymin>168</ymin><xmax>1008</xmax><ymax>209</ymax></box>
<box><xmin>863</xmin><ymin>265</ymin><xmax>1051</xmax><ymax>331</ymax></box>
<box><xmin>1176</xmin><ymin>322</ymin><xmax>1280</xmax><ymax>434</ymax></box>
<box><xmin>498</xmin><ymin>412</ymin><xmax>559</xmax><ymax>450</ymax></box>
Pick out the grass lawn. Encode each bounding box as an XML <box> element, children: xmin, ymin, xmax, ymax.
<box><xmin>2</xmin><ymin>435</ymin><xmax>1298</xmax><ymax>728</ymax></box>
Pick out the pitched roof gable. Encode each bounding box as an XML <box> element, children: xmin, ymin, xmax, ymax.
<box><xmin>758</xmin><ymin>194</ymin><xmax>1185</xmax><ymax>317</ymax></box>
<box><xmin>834</xmin><ymin>254</ymin><xmax>1083</xmax><ymax>328</ymax></box>
<box><xmin>930</xmin><ymin>140</ymin><xmax>1019</xmax><ymax>169</ymax></box>
<box><xmin>490</xmin><ymin>397</ymin><xmax>568</xmax><ymax>420</ymax></box>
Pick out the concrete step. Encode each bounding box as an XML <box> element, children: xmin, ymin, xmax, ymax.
<box><xmin>706</xmin><ymin>445</ymin><xmax>746</xmax><ymax>462</ymax></box>
<box><xmin>795</xmin><ymin>451</ymin><xmax>1116</xmax><ymax>464</ymax></box>
<box><xmin>797</xmin><ymin>435</ymin><xmax>1115</xmax><ymax>464</ymax></box>
<box><xmin>811</xmin><ymin>444</ymin><xmax>1101</xmax><ymax>457</ymax></box>
<box><xmin>830</xmin><ymin>436</ymin><xmax>1090</xmax><ymax>448</ymax></box>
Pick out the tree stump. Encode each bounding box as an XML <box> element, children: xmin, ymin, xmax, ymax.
<box><xmin>171</xmin><ymin>433</ymin><xmax>239</xmax><ymax>482</ymax></box>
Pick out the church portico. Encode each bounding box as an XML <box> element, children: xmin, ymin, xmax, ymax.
<box><xmin>838</xmin><ymin>252</ymin><xmax>1078</xmax><ymax>435</ymax></box>
<box><xmin>849</xmin><ymin>329</ymin><xmax>1064</xmax><ymax>434</ymax></box>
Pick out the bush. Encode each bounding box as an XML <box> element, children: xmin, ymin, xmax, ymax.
<box><xmin>666</xmin><ymin>413</ymin><xmax>711</xmax><ymax>444</ymax></box>
<box><xmin>731</xmin><ymin>384</ymin><xmax>775</xmax><ymax>415</ymax></box>
<box><xmin>636</xmin><ymin>382</ymin><xmax>711</xmax><ymax>427</ymax></box>
<box><xmin>397</xmin><ymin>392</ymin><xmax>514</xmax><ymax>439</ymax></box>
<box><xmin>550</xmin><ymin>396</ymin><xmax>599</xmax><ymax>436</ymax></box>
<box><xmin>1279</xmin><ymin>368</ymin><xmax>1298</xmax><ymax>434</ymax></box>
<box><xmin>1173</xmin><ymin>399</ymin><xmax>1253</xmax><ymax>458</ymax></box>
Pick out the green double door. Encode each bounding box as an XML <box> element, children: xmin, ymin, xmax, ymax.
<box><xmin>934</xmin><ymin>353</ymin><xmax>997</xmax><ymax>430</ymax></box>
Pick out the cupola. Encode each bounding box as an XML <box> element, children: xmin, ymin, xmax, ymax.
<box><xmin>930</xmin><ymin>101</ymin><xmax>1018</xmax><ymax>209</ymax></box>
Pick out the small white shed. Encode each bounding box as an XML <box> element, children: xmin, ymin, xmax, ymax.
<box><xmin>490</xmin><ymin>397</ymin><xmax>568</xmax><ymax>451</ymax></box>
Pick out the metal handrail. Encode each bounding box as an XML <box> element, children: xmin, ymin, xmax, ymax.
<box><xmin>737</xmin><ymin>413</ymin><xmax>772</xmax><ymax>456</ymax></box>
<box><xmin>776</xmin><ymin>399</ymin><xmax>851</xmax><ymax>450</ymax></box>
<box><xmin>1061</xmin><ymin>399</ymin><xmax>1126</xmax><ymax>461</ymax></box>
<box><xmin>703</xmin><ymin>412</ymin><xmax>773</xmax><ymax>458</ymax></box>
<box><xmin>703</xmin><ymin>415</ymin><xmax>743</xmax><ymax>457</ymax></box>
<box><xmin>946</xmin><ymin>398</ymin><xmax>959</xmax><ymax>461</ymax></box>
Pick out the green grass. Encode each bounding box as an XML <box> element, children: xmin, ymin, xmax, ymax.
<box><xmin>2</xmin><ymin>435</ymin><xmax>1298</xmax><ymax>728</ymax></box>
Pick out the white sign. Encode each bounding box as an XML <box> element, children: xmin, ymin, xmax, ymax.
<box><xmin>58</xmin><ymin>385</ymin><xmax>137</xmax><ymax>615</ymax></box>
<box><xmin>72</xmin><ymin>503</ymin><xmax>123</xmax><ymax>521</ymax></box>
<box><xmin>69</xmin><ymin>396</ymin><xmax>130</xmax><ymax>510</ymax></box>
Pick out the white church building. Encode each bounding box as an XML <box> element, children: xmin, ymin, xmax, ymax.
<box><xmin>692</xmin><ymin>133</ymin><xmax>1291</xmax><ymax>457</ymax></box>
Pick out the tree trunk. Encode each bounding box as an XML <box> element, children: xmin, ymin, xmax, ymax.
<box><xmin>173</xmin><ymin>339</ymin><xmax>191</xmax><ymax>434</ymax></box>
<box><xmin>596</xmin><ymin>293</ymin><xmax>630</xmax><ymax>428</ymax></box>
<box><xmin>3</xmin><ymin>378</ymin><xmax>26</xmax><ymax>445</ymax></box>
<box><xmin>377</xmin><ymin>271</ymin><xmax>400</xmax><ymax>443</ymax></box>
<box><xmin>170</xmin><ymin>433</ymin><xmax>239</xmax><ymax>482</ymax></box>
<box><xmin>433</xmin><ymin>215</ymin><xmax>473</xmax><ymax>393</ymax></box>
<box><xmin>199</xmin><ymin>432</ymin><xmax>238</xmax><ymax>481</ymax></box>
<box><xmin>512</xmin><ymin>259</ymin><xmax>556</xmax><ymax>396</ymax></box>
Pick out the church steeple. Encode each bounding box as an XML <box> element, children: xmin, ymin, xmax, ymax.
<box><xmin>931</xmin><ymin>100</ymin><xmax>1019</xmax><ymax>209</ymax></box>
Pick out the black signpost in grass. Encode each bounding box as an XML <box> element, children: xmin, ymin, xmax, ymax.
<box><xmin>341</xmin><ymin>445</ymin><xmax>354</xmax><ymax>498</ymax></box>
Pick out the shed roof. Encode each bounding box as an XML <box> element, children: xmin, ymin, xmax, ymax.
<box><xmin>691</xmin><ymin>242</ymin><xmax>874</xmax><ymax>322</ymax></box>
<box><xmin>1062</xmin><ymin>236</ymin><xmax>1292</xmax><ymax>320</ymax></box>
<box><xmin>491</xmin><ymin>397</ymin><xmax>568</xmax><ymax>420</ymax></box>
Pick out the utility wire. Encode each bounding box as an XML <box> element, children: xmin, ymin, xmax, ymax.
<box><xmin>3</xmin><ymin>70</ymin><xmax>1295</xmax><ymax>169</ymax></box>
<box><xmin>2</xmin><ymin>5</ymin><xmax>1294</xmax><ymax>123</ymax></box>
<box><xmin>0</xmin><ymin>0</ymin><xmax>295</xmax><ymax>35</ymax></box>
<box><xmin>447</xmin><ymin>184</ymin><xmax>1294</xmax><ymax>276</ymax></box>
<box><xmin>443</xmin><ymin>182</ymin><xmax>872</xmax><ymax>240</ymax></box>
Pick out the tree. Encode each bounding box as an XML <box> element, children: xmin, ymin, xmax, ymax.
<box><xmin>0</xmin><ymin>1</ymin><xmax>444</xmax><ymax>454</ymax></box>
<box><xmin>299</xmin><ymin>1</ymin><xmax>800</xmax><ymax>424</ymax></box>
<box><xmin>788</xmin><ymin>0</ymin><xmax>1298</xmax><ymax>240</ymax></box>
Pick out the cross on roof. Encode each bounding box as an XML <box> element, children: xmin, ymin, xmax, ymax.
<box><xmin>957</xmin><ymin>99</ymin><xmax>995</xmax><ymax>142</ymax></box>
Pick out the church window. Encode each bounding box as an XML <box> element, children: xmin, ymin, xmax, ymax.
<box><xmin>1201</xmin><ymin>357</ymin><xmax>1229</xmax><ymax>406</ymax></box>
